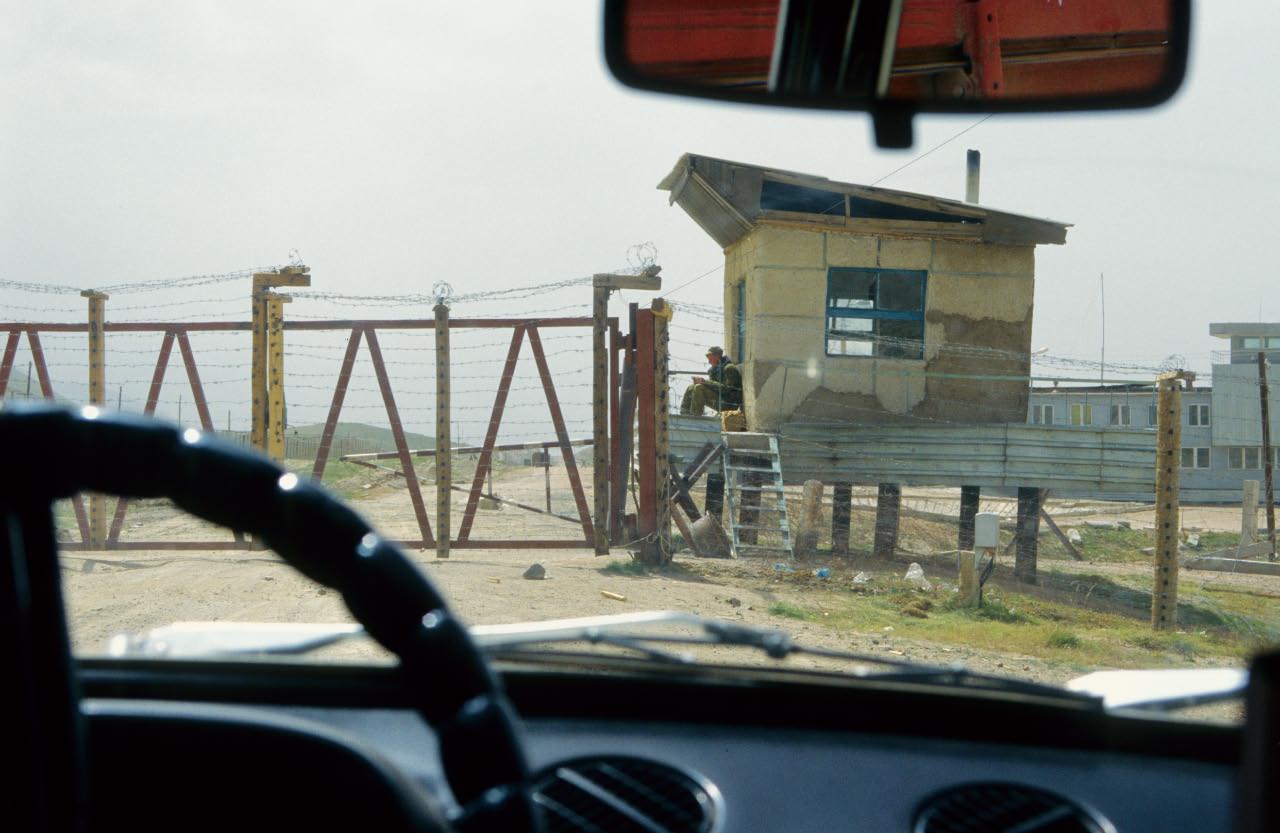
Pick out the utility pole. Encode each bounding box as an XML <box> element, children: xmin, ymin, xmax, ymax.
<box><xmin>1152</xmin><ymin>371</ymin><xmax>1191</xmax><ymax>630</ymax></box>
<box><xmin>82</xmin><ymin>290</ymin><xmax>109</xmax><ymax>547</ymax></box>
<box><xmin>1259</xmin><ymin>352</ymin><xmax>1276</xmax><ymax>561</ymax></box>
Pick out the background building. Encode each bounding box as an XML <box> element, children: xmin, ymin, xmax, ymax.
<box><xmin>1027</xmin><ymin>322</ymin><xmax>1280</xmax><ymax>502</ymax></box>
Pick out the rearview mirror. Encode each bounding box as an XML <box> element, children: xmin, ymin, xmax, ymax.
<box><xmin>603</xmin><ymin>0</ymin><xmax>1190</xmax><ymax>147</ymax></box>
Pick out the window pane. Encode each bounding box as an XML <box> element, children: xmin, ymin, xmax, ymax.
<box><xmin>877</xmin><ymin>319</ymin><xmax>923</xmax><ymax>359</ymax></box>
<box><xmin>828</xmin><ymin>272</ymin><xmax>876</xmax><ymax>308</ymax></box>
<box><xmin>1148</xmin><ymin>404</ymin><xmax>1157</xmax><ymax>425</ymax></box>
<box><xmin>1180</xmin><ymin>448</ymin><xmax>1195</xmax><ymax>468</ymax></box>
<box><xmin>1044</xmin><ymin>405</ymin><xmax>1053</xmax><ymax>424</ymax></box>
<box><xmin>1243</xmin><ymin>337</ymin><xmax>1262</xmax><ymax>348</ymax></box>
<box><xmin>827</xmin><ymin>337</ymin><xmax>872</xmax><ymax>356</ymax></box>
<box><xmin>1246</xmin><ymin>447</ymin><xmax>1261</xmax><ymax>469</ymax></box>
<box><xmin>879</xmin><ymin>272</ymin><xmax>925</xmax><ymax>312</ymax></box>
<box><xmin>1268</xmin><ymin>337</ymin><xmax>1280</xmax><ymax>348</ymax></box>
<box><xmin>829</xmin><ymin>316</ymin><xmax>873</xmax><ymax>335</ymax></box>
<box><xmin>1198</xmin><ymin>448</ymin><xmax>1211</xmax><ymax>468</ymax></box>
<box><xmin>1229</xmin><ymin>447</ymin><xmax>1243</xmax><ymax>468</ymax></box>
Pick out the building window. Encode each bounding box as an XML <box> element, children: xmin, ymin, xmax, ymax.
<box><xmin>1180</xmin><ymin>447</ymin><xmax>1211</xmax><ymax>469</ymax></box>
<box><xmin>1031</xmin><ymin>404</ymin><xmax>1054</xmax><ymax>425</ymax></box>
<box><xmin>1228</xmin><ymin>447</ymin><xmax>1263</xmax><ymax>469</ymax></box>
<box><xmin>825</xmin><ymin>268</ymin><xmax>926</xmax><ymax>359</ymax></box>
<box><xmin>1187</xmin><ymin>404</ymin><xmax>1210</xmax><ymax>426</ymax></box>
<box><xmin>1070</xmin><ymin>404</ymin><xmax>1093</xmax><ymax>425</ymax></box>
<box><xmin>1270</xmin><ymin>337</ymin><xmax>1280</xmax><ymax>349</ymax></box>
<box><xmin>1243</xmin><ymin>337</ymin><xmax>1262</xmax><ymax>349</ymax></box>
<box><xmin>1148</xmin><ymin>403</ymin><xmax>1158</xmax><ymax>426</ymax></box>
<box><xmin>1109</xmin><ymin>404</ymin><xmax>1131</xmax><ymax>426</ymax></box>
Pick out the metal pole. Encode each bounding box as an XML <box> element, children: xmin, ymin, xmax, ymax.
<box><xmin>435</xmin><ymin>303</ymin><xmax>451</xmax><ymax>559</ymax></box>
<box><xmin>1259</xmin><ymin>352</ymin><xmax>1276</xmax><ymax>561</ymax></box>
<box><xmin>1152</xmin><ymin>372</ymin><xmax>1184</xmax><ymax>630</ymax></box>
<box><xmin>82</xmin><ymin>290</ymin><xmax>108</xmax><ymax>547</ymax></box>
<box><xmin>592</xmin><ymin>284</ymin><xmax>610</xmax><ymax>554</ymax></box>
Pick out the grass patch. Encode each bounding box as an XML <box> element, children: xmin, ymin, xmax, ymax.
<box><xmin>755</xmin><ymin>563</ymin><xmax>1271</xmax><ymax>669</ymax></box>
<box><xmin>1075</xmin><ymin>526</ymin><xmax>1153</xmax><ymax>562</ymax></box>
<box><xmin>1046</xmin><ymin>630</ymin><xmax>1083</xmax><ymax>649</ymax></box>
<box><xmin>768</xmin><ymin>601</ymin><xmax>814</xmax><ymax>621</ymax></box>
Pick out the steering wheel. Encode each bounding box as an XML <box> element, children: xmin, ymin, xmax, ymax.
<box><xmin>0</xmin><ymin>405</ymin><xmax>539</xmax><ymax>833</ymax></box>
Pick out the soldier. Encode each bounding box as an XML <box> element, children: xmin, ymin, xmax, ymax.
<box><xmin>680</xmin><ymin>346</ymin><xmax>743</xmax><ymax>415</ymax></box>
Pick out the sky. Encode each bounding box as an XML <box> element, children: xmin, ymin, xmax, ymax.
<box><xmin>2</xmin><ymin>1</ymin><xmax>1278</xmax><ymax>438</ymax></box>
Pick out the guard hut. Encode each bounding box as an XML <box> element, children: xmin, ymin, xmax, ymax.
<box><xmin>658</xmin><ymin>153</ymin><xmax>1069</xmax><ymax>432</ymax></box>
<box><xmin>658</xmin><ymin>154</ymin><xmax>1140</xmax><ymax>578</ymax></box>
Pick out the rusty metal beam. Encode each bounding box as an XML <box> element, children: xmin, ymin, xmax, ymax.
<box><xmin>528</xmin><ymin>325</ymin><xmax>594</xmax><ymax>544</ymax></box>
<box><xmin>458</xmin><ymin>326</ymin><xmax>525</xmax><ymax>543</ymax></box>
<box><xmin>108</xmin><ymin>330</ymin><xmax>175</xmax><ymax>545</ymax></box>
<box><xmin>311</xmin><ymin>328</ymin><xmax>363</xmax><ymax>483</ymax></box>
<box><xmin>364</xmin><ymin>327</ymin><xmax>433</xmax><ymax>547</ymax></box>
<box><xmin>0</xmin><ymin>329</ymin><xmax>19</xmax><ymax>397</ymax></box>
<box><xmin>175</xmin><ymin>331</ymin><xmax>214</xmax><ymax>431</ymax></box>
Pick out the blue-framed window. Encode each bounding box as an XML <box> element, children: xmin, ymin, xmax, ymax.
<box><xmin>825</xmin><ymin>267</ymin><xmax>926</xmax><ymax>359</ymax></box>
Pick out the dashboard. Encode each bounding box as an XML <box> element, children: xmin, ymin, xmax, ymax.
<box><xmin>79</xmin><ymin>660</ymin><xmax>1239</xmax><ymax>833</ymax></box>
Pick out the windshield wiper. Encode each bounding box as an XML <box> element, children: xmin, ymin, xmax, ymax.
<box><xmin>108</xmin><ymin>613</ymin><xmax>1241</xmax><ymax>710</ymax></box>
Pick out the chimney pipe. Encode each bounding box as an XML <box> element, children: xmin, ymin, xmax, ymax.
<box><xmin>965</xmin><ymin>149</ymin><xmax>980</xmax><ymax>204</ymax></box>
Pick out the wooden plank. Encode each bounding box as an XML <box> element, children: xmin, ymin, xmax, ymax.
<box><xmin>593</xmin><ymin>272</ymin><xmax>662</xmax><ymax>291</ymax></box>
<box><xmin>1039</xmin><ymin>507</ymin><xmax>1084</xmax><ymax>561</ymax></box>
<box><xmin>592</xmin><ymin>285</ymin><xmax>610</xmax><ymax>554</ymax></box>
<box><xmin>1182</xmin><ymin>557</ymin><xmax>1280</xmax><ymax>577</ymax></box>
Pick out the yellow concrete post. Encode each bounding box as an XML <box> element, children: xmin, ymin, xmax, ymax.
<box><xmin>251</xmin><ymin>267</ymin><xmax>311</xmax><ymax>453</ymax></box>
<box><xmin>250</xmin><ymin>282</ymin><xmax>268</xmax><ymax>450</ymax></box>
<box><xmin>434</xmin><ymin>303</ymin><xmax>450</xmax><ymax>559</ymax></box>
<box><xmin>82</xmin><ymin>290</ymin><xmax>109</xmax><ymax>547</ymax></box>
<box><xmin>1152</xmin><ymin>371</ymin><xmax>1187</xmax><ymax>631</ymax></box>
<box><xmin>265</xmin><ymin>293</ymin><xmax>289</xmax><ymax>462</ymax></box>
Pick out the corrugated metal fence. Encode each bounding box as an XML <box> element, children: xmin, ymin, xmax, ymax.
<box><xmin>671</xmin><ymin>417</ymin><xmax>1156</xmax><ymax>498</ymax></box>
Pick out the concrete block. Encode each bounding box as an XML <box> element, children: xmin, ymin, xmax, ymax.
<box><xmin>749</xmin><ymin>268</ymin><xmax>826</xmax><ymax>318</ymax></box>
<box><xmin>746</xmin><ymin>360</ymin><xmax>820</xmax><ymax>431</ymax></box>
<box><xmin>927</xmin><ymin>272</ymin><xmax>1033</xmax><ymax>323</ymax></box>
<box><xmin>872</xmin><ymin>359</ymin><xmax>927</xmax><ymax>413</ymax></box>
<box><xmin>876</xmin><ymin>238</ymin><xmax>933</xmax><ymax>270</ymax></box>
<box><xmin>824</xmin><ymin>233</ymin><xmax>878</xmax><ymax>267</ymax></box>
<box><xmin>932</xmin><ymin>240</ymin><xmax>1034</xmax><ymax>275</ymax></box>
<box><xmin>751</xmin><ymin>225</ymin><xmax>825</xmax><ymax>268</ymax></box>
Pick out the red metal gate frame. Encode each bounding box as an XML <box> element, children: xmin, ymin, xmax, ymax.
<box><xmin>0</xmin><ymin>326</ymin><xmax>92</xmax><ymax>541</ymax></box>
<box><xmin>1</xmin><ymin>317</ymin><xmax>614</xmax><ymax>552</ymax></box>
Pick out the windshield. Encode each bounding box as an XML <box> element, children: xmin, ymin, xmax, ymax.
<box><xmin>4</xmin><ymin>3</ymin><xmax>1277</xmax><ymax>721</ymax></box>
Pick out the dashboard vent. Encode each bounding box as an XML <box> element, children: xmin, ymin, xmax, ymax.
<box><xmin>915</xmin><ymin>783</ymin><xmax>1108</xmax><ymax>833</ymax></box>
<box><xmin>532</xmin><ymin>756</ymin><xmax>719</xmax><ymax>833</ymax></box>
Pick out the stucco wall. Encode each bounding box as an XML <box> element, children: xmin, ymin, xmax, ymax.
<box><xmin>726</xmin><ymin>223</ymin><xmax>1035</xmax><ymax>431</ymax></box>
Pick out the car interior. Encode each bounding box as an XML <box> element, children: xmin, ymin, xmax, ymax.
<box><xmin>5</xmin><ymin>3</ymin><xmax>1278</xmax><ymax>833</ymax></box>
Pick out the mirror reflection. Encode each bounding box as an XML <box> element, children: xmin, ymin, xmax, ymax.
<box><xmin>620</xmin><ymin>0</ymin><xmax>1174</xmax><ymax>103</ymax></box>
